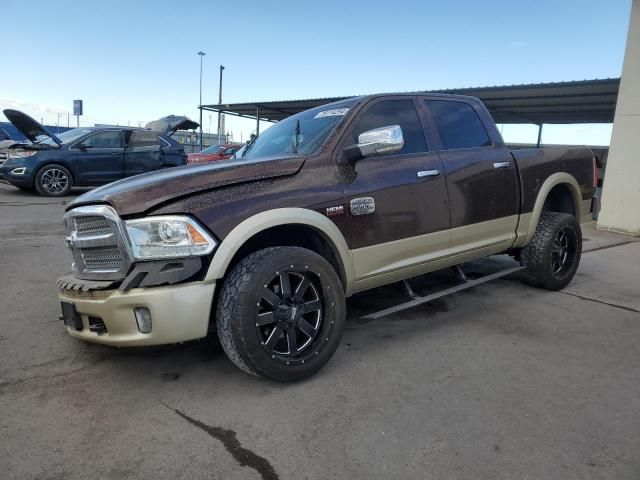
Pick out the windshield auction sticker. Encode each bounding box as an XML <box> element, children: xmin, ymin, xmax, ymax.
<box><xmin>313</xmin><ymin>108</ymin><xmax>349</xmax><ymax>119</ymax></box>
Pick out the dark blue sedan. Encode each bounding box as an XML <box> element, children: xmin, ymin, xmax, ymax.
<box><xmin>0</xmin><ymin>109</ymin><xmax>197</xmax><ymax>196</ymax></box>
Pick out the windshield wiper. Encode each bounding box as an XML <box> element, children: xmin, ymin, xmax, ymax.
<box><xmin>242</xmin><ymin>135</ymin><xmax>258</xmax><ymax>158</ymax></box>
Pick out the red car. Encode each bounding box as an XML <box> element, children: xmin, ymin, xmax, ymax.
<box><xmin>187</xmin><ymin>143</ymin><xmax>243</xmax><ymax>165</ymax></box>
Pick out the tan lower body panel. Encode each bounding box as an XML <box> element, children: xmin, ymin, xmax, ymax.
<box><xmin>352</xmin><ymin>216</ymin><xmax>518</xmax><ymax>293</ymax></box>
<box><xmin>59</xmin><ymin>281</ymin><xmax>215</xmax><ymax>346</ymax></box>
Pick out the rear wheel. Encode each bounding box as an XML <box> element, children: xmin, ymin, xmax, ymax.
<box><xmin>520</xmin><ymin>212</ymin><xmax>582</xmax><ymax>290</ymax></box>
<box><xmin>34</xmin><ymin>164</ymin><xmax>72</xmax><ymax>196</ymax></box>
<box><xmin>216</xmin><ymin>246</ymin><xmax>346</xmax><ymax>381</ymax></box>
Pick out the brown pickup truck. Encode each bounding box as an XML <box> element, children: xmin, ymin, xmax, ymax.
<box><xmin>58</xmin><ymin>93</ymin><xmax>596</xmax><ymax>381</ymax></box>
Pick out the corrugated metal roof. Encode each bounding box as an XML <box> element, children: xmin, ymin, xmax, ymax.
<box><xmin>201</xmin><ymin>78</ymin><xmax>620</xmax><ymax>124</ymax></box>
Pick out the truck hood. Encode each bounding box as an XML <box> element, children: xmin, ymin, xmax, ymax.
<box><xmin>2</xmin><ymin>109</ymin><xmax>62</xmax><ymax>146</ymax></box>
<box><xmin>67</xmin><ymin>155</ymin><xmax>305</xmax><ymax>216</ymax></box>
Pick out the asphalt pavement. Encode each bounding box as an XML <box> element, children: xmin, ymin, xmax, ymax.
<box><xmin>1</xmin><ymin>182</ymin><xmax>639</xmax><ymax>480</ymax></box>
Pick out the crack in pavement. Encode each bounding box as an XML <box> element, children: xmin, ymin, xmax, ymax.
<box><xmin>559</xmin><ymin>290</ymin><xmax>640</xmax><ymax>314</ymax></box>
<box><xmin>583</xmin><ymin>240</ymin><xmax>638</xmax><ymax>254</ymax></box>
<box><xmin>0</xmin><ymin>356</ymin><xmax>108</xmax><ymax>395</ymax></box>
<box><xmin>163</xmin><ymin>403</ymin><xmax>279</xmax><ymax>480</ymax></box>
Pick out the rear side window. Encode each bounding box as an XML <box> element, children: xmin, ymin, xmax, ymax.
<box><xmin>81</xmin><ymin>131</ymin><xmax>123</xmax><ymax>148</ymax></box>
<box><xmin>426</xmin><ymin>100</ymin><xmax>491</xmax><ymax>150</ymax></box>
<box><xmin>351</xmin><ymin>100</ymin><xmax>427</xmax><ymax>154</ymax></box>
<box><xmin>128</xmin><ymin>130</ymin><xmax>161</xmax><ymax>148</ymax></box>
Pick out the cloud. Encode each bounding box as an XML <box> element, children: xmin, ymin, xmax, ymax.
<box><xmin>0</xmin><ymin>98</ymin><xmax>67</xmax><ymax>122</ymax></box>
<box><xmin>509</xmin><ymin>41</ymin><xmax>528</xmax><ymax>49</ymax></box>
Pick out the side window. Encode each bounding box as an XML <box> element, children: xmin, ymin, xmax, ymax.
<box><xmin>128</xmin><ymin>130</ymin><xmax>161</xmax><ymax>148</ymax></box>
<box><xmin>82</xmin><ymin>131</ymin><xmax>123</xmax><ymax>148</ymax></box>
<box><xmin>351</xmin><ymin>100</ymin><xmax>427</xmax><ymax>155</ymax></box>
<box><xmin>426</xmin><ymin>100</ymin><xmax>491</xmax><ymax>150</ymax></box>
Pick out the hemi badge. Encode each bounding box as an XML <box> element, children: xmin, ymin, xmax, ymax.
<box><xmin>326</xmin><ymin>205</ymin><xmax>344</xmax><ymax>217</ymax></box>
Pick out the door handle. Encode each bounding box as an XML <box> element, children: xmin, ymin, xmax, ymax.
<box><xmin>110</xmin><ymin>152</ymin><xmax>120</xmax><ymax>155</ymax></box>
<box><xmin>417</xmin><ymin>170</ymin><xmax>440</xmax><ymax>178</ymax></box>
<box><xmin>493</xmin><ymin>161</ymin><xmax>511</xmax><ymax>169</ymax></box>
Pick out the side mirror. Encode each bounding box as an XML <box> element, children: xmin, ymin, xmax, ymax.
<box><xmin>77</xmin><ymin>142</ymin><xmax>91</xmax><ymax>151</ymax></box>
<box><xmin>344</xmin><ymin>125</ymin><xmax>404</xmax><ymax>161</ymax></box>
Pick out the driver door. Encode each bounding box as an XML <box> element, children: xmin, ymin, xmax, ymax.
<box><xmin>339</xmin><ymin>97</ymin><xmax>451</xmax><ymax>283</ymax></box>
<box><xmin>72</xmin><ymin>130</ymin><xmax>124</xmax><ymax>185</ymax></box>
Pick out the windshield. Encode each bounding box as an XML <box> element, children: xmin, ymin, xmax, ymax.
<box><xmin>242</xmin><ymin>100</ymin><xmax>357</xmax><ymax>160</ymax></box>
<box><xmin>36</xmin><ymin>128</ymin><xmax>93</xmax><ymax>146</ymax></box>
<box><xmin>200</xmin><ymin>144</ymin><xmax>224</xmax><ymax>154</ymax></box>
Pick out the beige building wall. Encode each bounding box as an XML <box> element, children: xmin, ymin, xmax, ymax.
<box><xmin>598</xmin><ymin>0</ymin><xmax>640</xmax><ymax>236</ymax></box>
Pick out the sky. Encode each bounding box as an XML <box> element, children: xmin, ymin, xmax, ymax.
<box><xmin>0</xmin><ymin>0</ymin><xmax>631</xmax><ymax>146</ymax></box>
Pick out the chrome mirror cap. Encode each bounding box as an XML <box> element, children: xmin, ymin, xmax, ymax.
<box><xmin>344</xmin><ymin>125</ymin><xmax>404</xmax><ymax>161</ymax></box>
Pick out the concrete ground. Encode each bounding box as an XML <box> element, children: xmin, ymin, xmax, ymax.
<box><xmin>1</xmin><ymin>182</ymin><xmax>639</xmax><ymax>480</ymax></box>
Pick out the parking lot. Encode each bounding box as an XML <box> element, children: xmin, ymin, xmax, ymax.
<box><xmin>1</xmin><ymin>182</ymin><xmax>639</xmax><ymax>480</ymax></box>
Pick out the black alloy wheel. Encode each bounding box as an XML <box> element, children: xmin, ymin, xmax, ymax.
<box><xmin>256</xmin><ymin>271</ymin><xmax>323</xmax><ymax>360</ymax></box>
<box><xmin>551</xmin><ymin>226</ymin><xmax>575</xmax><ymax>275</ymax></box>
<box><xmin>217</xmin><ymin>246</ymin><xmax>346</xmax><ymax>381</ymax></box>
<box><xmin>521</xmin><ymin>211</ymin><xmax>582</xmax><ymax>290</ymax></box>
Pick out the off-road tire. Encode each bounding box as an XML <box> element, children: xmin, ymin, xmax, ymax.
<box><xmin>216</xmin><ymin>246</ymin><xmax>346</xmax><ymax>382</ymax></box>
<box><xmin>521</xmin><ymin>212</ymin><xmax>582</xmax><ymax>290</ymax></box>
<box><xmin>34</xmin><ymin>164</ymin><xmax>73</xmax><ymax>197</ymax></box>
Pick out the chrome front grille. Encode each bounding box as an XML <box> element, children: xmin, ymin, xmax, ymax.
<box><xmin>80</xmin><ymin>246</ymin><xmax>125</xmax><ymax>271</ymax></box>
<box><xmin>0</xmin><ymin>151</ymin><xmax>8</xmax><ymax>166</ymax></box>
<box><xmin>74</xmin><ymin>216</ymin><xmax>112</xmax><ymax>236</ymax></box>
<box><xmin>64</xmin><ymin>206</ymin><xmax>132</xmax><ymax>280</ymax></box>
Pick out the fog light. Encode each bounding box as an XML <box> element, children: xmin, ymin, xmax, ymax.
<box><xmin>10</xmin><ymin>167</ymin><xmax>26</xmax><ymax>175</ymax></box>
<box><xmin>134</xmin><ymin>307</ymin><xmax>152</xmax><ymax>334</ymax></box>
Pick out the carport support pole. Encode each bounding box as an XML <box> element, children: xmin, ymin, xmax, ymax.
<box><xmin>536</xmin><ymin>123</ymin><xmax>543</xmax><ymax>147</ymax></box>
<box><xmin>217</xmin><ymin>65</ymin><xmax>224</xmax><ymax>142</ymax></box>
<box><xmin>256</xmin><ymin>107</ymin><xmax>260</xmax><ymax>136</ymax></box>
<box><xmin>598</xmin><ymin>0</ymin><xmax>640</xmax><ymax>236</ymax></box>
<box><xmin>197</xmin><ymin>51</ymin><xmax>206</xmax><ymax>151</ymax></box>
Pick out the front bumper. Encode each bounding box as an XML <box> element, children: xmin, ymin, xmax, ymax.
<box><xmin>58</xmin><ymin>281</ymin><xmax>216</xmax><ymax>346</ymax></box>
<box><xmin>0</xmin><ymin>164</ymin><xmax>34</xmax><ymax>187</ymax></box>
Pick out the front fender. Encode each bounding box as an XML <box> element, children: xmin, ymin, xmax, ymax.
<box><xmin>204</xmin><ymin>208</ymin><xmax>355</xmax><ymax>296</ymax></box>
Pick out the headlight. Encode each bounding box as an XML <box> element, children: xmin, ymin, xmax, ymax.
<box><xmin>10</xmin><ymin>150</ymin><xmax>37</xmax><ymax>159</ymax></box>
<box><xmin>124</xmin><ymin>216</ymin><xmax>217</xmax><ymax>260</ymax></box>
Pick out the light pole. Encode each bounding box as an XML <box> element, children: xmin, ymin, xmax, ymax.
<box><xmin>218</xmin><ymin>65</ymin><xmax>225</xmax><ymax>142</ymax></box>
<box><xmin>197</xmin><ymin>51</ymin><xmax>206</xmax><ymax>150</ymax></box>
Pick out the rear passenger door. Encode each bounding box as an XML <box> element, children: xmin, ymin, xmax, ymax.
<box><xmin>340</xmin><ymin>97</ymin><xmax>451</xmax><ymax>281</ymax></box>
<box><xmin>125</xmin><ymin>130</ymin><xmax>163</xmax><ymax>177</ymax></box>
<box><xmin>424</xmin><ymin>98</ymin><xmax>519</xmax><ymax>252</ymax></box>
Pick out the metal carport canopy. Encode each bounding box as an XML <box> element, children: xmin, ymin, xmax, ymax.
<box><xmin>201</xmin><ymin>77</ymin><xmax>620</xmax><ymax>125</ymax></box>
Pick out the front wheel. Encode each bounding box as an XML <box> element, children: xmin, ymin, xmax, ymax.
<box><xmin>216</xmin><ymin>247</ymin><xmax>346</xmax><ymax>381</ymax></box>
<box><xmin>520</xmin><ymin>212</ymin><xmax>582</xmax><ymax>290</ymax></box>
<box><xmin>34</xmin><ymin>164</ymin><xmax>73</xmax><ymax>196</ymax></box>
